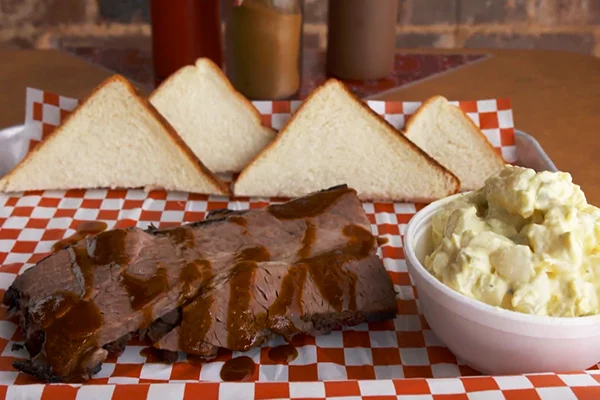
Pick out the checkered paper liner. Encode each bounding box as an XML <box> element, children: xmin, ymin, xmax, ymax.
<box><xmin>0</xmin><ymin>88</ymin><xmax>596</xmax><ymax>399</ymax></box>
<box><xmin>4</xmin><ymin>374</ymin><xmax>600</xmax><ymax>400</ymax></box>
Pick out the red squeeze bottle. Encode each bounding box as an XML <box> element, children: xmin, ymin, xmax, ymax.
<box><xmin>150</xmin><ymin>0</ymin><xmax>223</xmax><ymax>86</ymax></box>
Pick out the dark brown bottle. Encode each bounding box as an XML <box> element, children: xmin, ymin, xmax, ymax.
<box><xmin>326</xmin><ymin>0</ymin><xmax>398</xmax><ymax>81</ymax></box>
<box><xmin>225</xmin><ymin>0</ymin><xmax>303</xmax><ymax>100</ymax></box>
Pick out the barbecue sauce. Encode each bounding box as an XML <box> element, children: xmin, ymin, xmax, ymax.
<box><xmin>180</xmin><ymin>259</ymin><xmax>211</xmax><ymax>300</ymax></box>
<box><xmin>75</xmin><ymin>221</ymin><xmax>108</xmax><ymax>235</ymax></box>
<box><xmin>344</xmin><ymin>225</ymin><xmax>377</xmax><ymax>254</ymax></box>
<box><xmin>263</xmin><ymin>221</ymin><xmax>314</xmax><ymax>337</ymax></box>
<box><xmin>226</xmin><ymin>246</ymin><xmax>270</xmax><ymax>350</ymax></box>
<box><xmin>42</xmin><ymin>224</ymin><xmax>130</xmax><ymax>380</ymax></box>
<box><xmin>268</xmin><ymin>186</ymin><xmax>353</xmax><ymax>219</ymax></box>
<box><xmin>268</xmin><ymin>263</ymin><xmax>307</xmax><ymax>336</ymax></box>
<box><xmin>93</xmin><ymin>230</ymin><xmax>129</xmax><ymax>266</ymax></box>
<box><xmin>229</xmin><ymin>216</ymin><xmax>248</xmax><ymax>235</ymax></box>
<box><xmin>268</xmin><ymin>344</ymin><xmax>298</xmax><ymax>363</ymax></box>
<box><xmin>229</xmin><ymin>216</ymin><xmax>248</xmax><ymax>227</ymax></box>
<box><xmin>73</xmin><ymin>243</ymin><xmax>96</xmax><ymax>300</ymax></box>
<box><xmin>297</xmin><ymin>222</ymin><xmax>316</xmax><ymax>259</ymax></box>
<box><xmin>168</xmin><ymin>226</ymin><xmax>208</xmax><ymax>300</ymax></box>
<box><xmin>141</xmin><ymin>306</ymin><xmax>154</xmax><ymax>329</ymax></box>
<box><xmin>140</xmin><ymin>347</ymin><xmax>178</xmax><ymax>363</ymax></box>
<box><xmin>52</xmin><ymin>221</ymin><xmax>108</xmax><ymax>252</ymax></box>
<box><xmin>37</xmin><ymin>291</ymin><xmax>103</xmax><ymax>379</ymax></box>
<box><xmin>166</xmin><ymin>226</ymin><xmax>195</xmax><ymax>249</ymax></box>
<box><xmin>119</xmin><ymin>226</ymin><xmax>198</xmax><ymax>313</ymax></box>
<box><xmin>70</xmin><ymin>228</ymin><xmax>129</xmax><ymax>316</ymax></box>
<box><xmin>178</xmin><ymin>292</ymin><xmax>214</xmax><ymax>354</ymax></box>
<box><xmin>178</xmin><ymin>260</ymin><xmax>215</xmax><ymax>354</ymax></box>
<box><xmin>377</xmin><ymin>237</ymin><xmax>389</xmax><ymax>246</ymax></box>
<box><xmin>122</xmin><ymin>266</ymin><xmax>169</xmax><ymax>310</ymax></box>
<box><xmin>220</xmin><ymin>356</ymin><xmax>256</xmax><ymax>382</ymax></box>
<box><xmin>301</xmin><ymin>224</ymin><xmax>375</xmax><ymax>312</ymax></box>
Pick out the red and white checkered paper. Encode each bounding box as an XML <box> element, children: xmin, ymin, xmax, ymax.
<box><xmin>0</xmin><ymin>89</ymin><xmax>597</xmax><ymax>399</ymax></box>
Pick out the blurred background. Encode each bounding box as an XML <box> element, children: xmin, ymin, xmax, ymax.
<box><xmin>1</xmin><ymin>0</ymin><xmax>598</xmax><ymax>56</ymax></box>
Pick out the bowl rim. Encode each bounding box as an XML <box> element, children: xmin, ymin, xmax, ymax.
<box><xmin>404</xmin><ymin>192</ymin><xmax>600</xmax><ymax>326</ymax></box>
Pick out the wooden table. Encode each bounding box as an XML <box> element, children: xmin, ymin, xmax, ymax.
<box><xmin>375</xmin><ymin>48</ymin><xmax>600</xmax><ymax>205</ymax></box>
<box><xmin>1</xmin><ymin>48</ymin><xmax>599</xmax><ymax>203</ymax></box>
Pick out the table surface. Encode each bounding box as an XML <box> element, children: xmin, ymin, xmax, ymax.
<box><xmin>0</xmin><ymin>48</ymin><xmax>599</xmax><ymax>203</ymax></box>
<box><xmin>60</xmin><ymin>47</ymin><xmax>489</xmax><ymax>99</ymax></box>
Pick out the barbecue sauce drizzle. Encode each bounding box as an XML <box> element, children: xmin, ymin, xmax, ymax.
<box><xmin>73</xmin><ymin>243</ymin><xmax>96</xmax><ymax>300</ymax></box>
<box><xmin>93</xmin><ymin>229</ymin><xmax>130</xmax><ymax>266</ymax></box>
<box><xmin>122</xmin><ymin>266</ymin><xmax>170</xmax><ymax>310</ymax></box>
<box><xmin>166</xmin><ymin>226</ymin><xmax>195</xmax><ymax>249</ymax></box>
<box><xmin>141</xmin><ymin>306</ymin><xmax>154</xmax><ymax>329</ymax></box>
<box><xmin>139</xmin><ymin>346</ymin><xmax>178</xmax><ymax>363</ymax></box>
<box><xmin>268</xmin><ymin>344</ymin><xmax>298</xmax><ymax>363</ymax></box>
<box><xmin>226</xmin><ymin>246</ymin><xmax>271</xmax><ymax>350</ymax></box>
<box><xmin>178</xmin><ymin>260</ymin><xmax>214</xmax><ymax>354</ymax></box>
<box><xmin>119</xmin><ymin>228</ymin><xmax>167</xmax><ymax>312</ymax></box>
<box><xmin>36</xmin><ymin>292</ymin><xmax>104</xmax><ymax>380</ymax></box>
<box><xmin>300</xmin><ymin>224</ymin><xmax>375</xmax><ymax>313</ymax></box>
<box><xmin>220</xmin><ymin>356</ymin><xmax>256</xmax><ymax>382</ymax></box>
<box><xmin>229</xmin><ymin>216</ymin><xmax>248</xmax><ymax>227</ymax></box>
<box><xmin>163</xmin><ymin>226</ymin><xmax>218</xmax><ymax>354</ymax></box>
<box><xmin>52</xmin><ymin>221</ymin><xmax>108</xmax><ymax>253</ymax></box>
<box><xmin>179</xmin><ymin>260</ymin><xmax>211</xmax><ymax>300</ymax></box>
<box><xmin>39</xmin><ymin>226</ymin><xmax>130</xmax><ymax>380</ymax></box>
<box><xmin>267</xmin><ymin>186</ymin><xmax>370</xmax><ymax>312</ymax></box>
<box><xmin>229</xmin><ymin>216</ymin><xmax>248</xmax><ymax>235</ymax></box>
<box><xmin>268</xmin><ymin>264</ymin><xmax>308</xmax><ymax>336</ymax></box>
<box><xmin>377</xmin><ymin>237</ymin><xmax>389</xmax><ymax>246</ymax></box>
<box><xmin>267</xmin><ymin>222</ymin><xmax>314</xmax><ymax>336</ymax></box>
<box><xmin>165</xmin><ymin>226</ymin><xmax>206</xmax><ymax>301</ymax></box>
<box><xmin>297</xmin><ymin>222</ymin><xmax>316</xmax><ymax>259</ymax></box>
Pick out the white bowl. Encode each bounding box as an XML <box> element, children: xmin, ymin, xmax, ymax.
<box><xmin>404</xmin><ymin>193</ymin><xmax>600</xmax><ymax>375</ymax></box>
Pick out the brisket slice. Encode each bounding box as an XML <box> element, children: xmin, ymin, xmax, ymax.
<box><xmin>154</xmin><ymin>254</ymin><xmax>396</xmax><ymax>356</ymax></box>
<box><xmin>3</xmin><ymin>185</ymin><xmax>398</xmax><ymax>382</ymax></box>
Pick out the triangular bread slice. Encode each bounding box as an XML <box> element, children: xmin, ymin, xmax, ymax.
<box><xmin>149</xmin><ymin>58</ymin><xmax>276</xmax><ymax>173</ymax></box>
<box><xmin>234</xmin><ymin>79</ymin><xmax>459</xmax><ymax>202</ymax></box>
<box><xmin>403</xmin><ymin>96</ymin><xmax>506</xmax><ymax>191</ymax></box>
<box><xmin>0</xmin><ymin>75</ymin><xmax>229</xmax><ymax>195</ymax></box>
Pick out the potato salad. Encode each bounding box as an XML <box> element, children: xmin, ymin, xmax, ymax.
<box><xmin>426</xmin><ymin>165</ymin><xmax>600</xmax><ymax>317</ymax></box>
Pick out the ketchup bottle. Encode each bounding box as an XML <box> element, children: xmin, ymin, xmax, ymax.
<box><xmin>150</xmin><ymin>0</ymin><xmax>223</xmax><ymax>86</ymax></box>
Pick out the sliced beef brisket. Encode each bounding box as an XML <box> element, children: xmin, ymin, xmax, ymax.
<box><xmin>3</xmin><ymin>185</ymin><xmax>397</xmax><ymax>382</ymax></box>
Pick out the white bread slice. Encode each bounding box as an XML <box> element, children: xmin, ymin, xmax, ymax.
<box><xmin>234</xmin><ymin>79</ymin><xmax>459</xmax><ymax>202</ymax></box>
<box><xmin>403</xmin><ymin>96</ymin><xmax>506</xmax><ymax>191</ymax></box>
<box><xmin>0</xmin><ymin>75</ymin><xmax>229</xmax><ymax>195</ymax></box>
<box><xmin>149</xmin><ymin>58</ymin><xmax>276</xmax><ymax>173</ymax></box>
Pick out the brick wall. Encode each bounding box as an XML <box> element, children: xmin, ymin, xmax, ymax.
<box><xmin>0</xmin><ymin>0</ymin><xmax>599</xmax><ymax>57</ymax></box>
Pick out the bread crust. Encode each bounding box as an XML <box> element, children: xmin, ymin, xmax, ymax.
<box><xmin>234</xmin><ymin>79</ymin><xmax>460</xmax><ymax>200</ymax></box>
<box><xmin>403</xmin><ymin>95</ymin><xmax>506</xmax><ymax>166</ymax></box>
<box><xmin>150</xmin><ymin>58</ymin><xmax>276</xmax><ymax>138</ymax></box>
<box><xmin>0</xmin><ymin>75</ymin><xmax>230</xmax><ymax>195</ymax></box>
